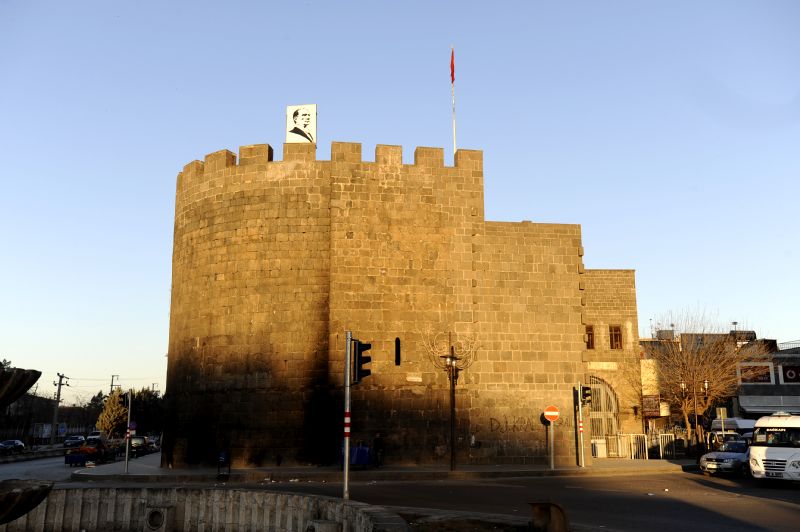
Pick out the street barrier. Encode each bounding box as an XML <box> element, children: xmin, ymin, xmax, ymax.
<box><xmin>0</xmin><ymin>488</ymin><xmax>409</xmax><ymax>532</ymax></box>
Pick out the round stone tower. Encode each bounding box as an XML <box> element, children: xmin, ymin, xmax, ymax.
<box><xmin>165</xmin><ymin>143</ymin><xmax>335</xmax><ymax>467</ymax></box>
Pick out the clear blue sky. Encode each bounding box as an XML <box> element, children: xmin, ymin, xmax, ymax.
<box><xmin>2</xmin><ymin>1</ymin><xmax>797</xmax><ymax>405</ymax></box>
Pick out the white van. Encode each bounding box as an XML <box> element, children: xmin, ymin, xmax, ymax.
<box><xmin>748</xmin><ymin>412</ymin><xmax>800</xmax><ymax>480</ymax></box>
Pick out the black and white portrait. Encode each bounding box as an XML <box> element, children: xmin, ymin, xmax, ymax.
<box><xmin>285</xmin><ymin>104</ymin><xmax>317</xmax><ymax>143</ymax></box>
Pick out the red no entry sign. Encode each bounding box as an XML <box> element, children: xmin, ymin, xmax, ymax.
<box><xmin>544</xmin><ymin>405</ymin><xmax>559</xmax><ymax>422</ymax></box>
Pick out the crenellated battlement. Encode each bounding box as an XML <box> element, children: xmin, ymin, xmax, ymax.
<box><xmin>176</xmin><ymin>142</ymin><xmax>483</xmax><ymax>185</ymax></box>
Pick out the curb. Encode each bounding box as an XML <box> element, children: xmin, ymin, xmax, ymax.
<box><xmin>71</xmin><ymin>463</ymin><xmax>691</xmax><ymax>484</ymax></box>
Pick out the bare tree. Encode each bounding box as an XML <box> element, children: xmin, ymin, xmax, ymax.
<box><xmin>644</xmin><ymin>314</ymin><xmax>771</xmax><ymax>447</ymax></box>
<box><xmin>615</xmin><ymin>353</ymin><xmax>647</xmax><ymax>432</ymax></box>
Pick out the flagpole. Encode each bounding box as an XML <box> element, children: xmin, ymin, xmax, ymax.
<box><xmin>451</xmin><ymin>46</ymin><xmax>457</xmax><ymax>158</ymax></box>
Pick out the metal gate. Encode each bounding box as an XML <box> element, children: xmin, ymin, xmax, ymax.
<box><xmin>587</xmin><ymin>376</ymin><xmax>620</xmax><ymax>456</ymax></box>
<box><xmin>589</xmin><ymin>375</ymin><xmax>619</xmax><ymax>457</ymax></box>
<box><xmin>611</xmin><ymin>434</ymin><xmax>648</xmax><ymax>459</ymax></box>
<box><xmin>657</xmin><ymin>433</ymin><xmax>676</xmax><ymax>459</ymax></box>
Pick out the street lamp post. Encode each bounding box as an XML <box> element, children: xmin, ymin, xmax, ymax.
<box><xmin>702</xmin><ymin>379</ymin><xmax>709</xmax><ymax>449</ymax></box>
<box><xmin>681</xmin><ymin>378</ymin><xmax>710</xmax><ymax>457</ymax></box>
<box><xmin>681</xmin><ymin>380</ymin><xmax>694</xmax><ymax>456</ymax></box>
<box><xmin>441</xmin><ymin>347</ymin><xmax>460</xmax><ymax>472</ymax></box>
<box><xmin>692</xmin><ymin>380</ymin><xmax>699</xmax><ymax>455</ymax></box>
<box><xmin>423</xmin><ymin>330</ymin><xmax>477</xmax><ymax>472</ymax></box>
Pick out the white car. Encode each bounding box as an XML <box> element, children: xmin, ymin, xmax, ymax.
<box><xmin>700</xmin><ymin>439</ymin><xmax>750</xmax><ymax>476</ymax></box>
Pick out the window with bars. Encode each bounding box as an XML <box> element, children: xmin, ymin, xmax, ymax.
<box><xmin>609</xmin><ymin>325</ymin><xmax>623</xmax><ymax>350</ymax></box>
<box><xmin>586</xmin><ymin>325</ymin><xmax>595</xmax><ymax>350</ymax></box>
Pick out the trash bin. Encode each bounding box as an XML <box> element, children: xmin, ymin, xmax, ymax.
<box><xmin>217</xmin><ymin>451</ymin><xmax>230</xmax><ymax>481</ymax></box>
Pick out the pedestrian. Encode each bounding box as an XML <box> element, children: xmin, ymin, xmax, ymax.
<box><xmin>372</xmin><ymin>432</ymin><xmax>385</xmax><ymax>467</ymax></box>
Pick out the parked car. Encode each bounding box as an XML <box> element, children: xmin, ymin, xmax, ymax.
<box><xmin>0</xmin><ymin>439</ymin><xmax>26</xmax><ymax>454</ymax></box>
<box><xmin>65</xmin><ymin>437</ymin><xmax>116</xmax><ymax>466</ymax></box>
<box><xmin>129</xmin><ymin>436</ymin><xmax>150</xmax><ymax>458</ymax></box>
<box><xmin>700</xmin><ymin>439</ymin><xmax>750</xmax><ymax>476</ymax></box>
<box><xmin>86</xmin><ymin>435</ymin><xmax>103</xmax><ymax>446</ymax></box>
<box><xmin>63</xmin><ymin>435</ymin><xmax>86</xmax><ymax>448</ymax></box>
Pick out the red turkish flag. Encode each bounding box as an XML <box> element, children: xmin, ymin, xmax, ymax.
<box><xmin>450</xmin><ymin>48</ymin><xmax>455</xmax><ymax>84</ymax></box>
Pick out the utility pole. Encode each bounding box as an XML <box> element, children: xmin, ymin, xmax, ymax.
<box><xmin>110</xmin><ymin>375</ymin><xmax>119</xmax><ymax>396</ymax></box>
<box><xmin>51</xmin><ymin>373</ymin><xmax>69</xmax><ymax>445</ymax></box>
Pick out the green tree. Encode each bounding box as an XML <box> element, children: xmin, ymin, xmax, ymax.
<box><xmin>96</xmin><ymin>389</ymin><xmax>128</xmax><ymax>438</ymax></box>
<box><xmin>130</xmin><ymin>388</ymin><xmax>164</xmax><ymax>436</ymax></box>
<box><xmin>1</xmin><ymin>358</ymin><xmax>11</xmax><ymax>370</ymax></box>
<box><xmin>84</xmin><ymin>391</ymin><xmax>106</xmax><ymax>430</ymax></box>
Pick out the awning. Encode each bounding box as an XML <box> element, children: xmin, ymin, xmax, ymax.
<box><xmin>738</xmin><ymin>395</ymin><xmax>800</xmax><ymax>414</ymax></box>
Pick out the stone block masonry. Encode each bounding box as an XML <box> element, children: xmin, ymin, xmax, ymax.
<box><xmin>165</xmin><ymin>141</ymin><xmax>639</xmax><ymax>468</ymax></box>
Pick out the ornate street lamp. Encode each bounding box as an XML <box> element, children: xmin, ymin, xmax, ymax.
<box><xmin>440</xmin><ymin>348</ymin><xmax>460</xmax><ymax>471</ymax></box>
<box><xmin>422</xmin><ymin>330</ymin><xmax>477</xmax><ymax>471</ymax></box>
<box><xmin>680</xmin><ymin>378</ymin><xmax>710</xmax><ymax>456</ymax></box>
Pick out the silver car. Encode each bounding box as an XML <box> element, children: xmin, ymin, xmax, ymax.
<box><xmin>700</xmin><ymin>439</ymin><xmax>749</xmax><ymax>476</ymax></box>
<box><xmin>0</xmin><ymin>439</ymin><xmax>25</xmax><ymax>454</ymax></box>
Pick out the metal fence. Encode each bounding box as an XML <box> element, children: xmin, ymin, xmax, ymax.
<box><xmin>592</xmin><ymin>434</ymin><xmax>645</xmax><ymax>459</ymax></box>
<box><xmin>592</xmin><ymin>432</ymin><xmax>685</xmax><ymax>459</ymax></box>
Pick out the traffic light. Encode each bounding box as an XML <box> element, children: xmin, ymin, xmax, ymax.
<box><xmin>581</xmin><ymin>385</ymin><xmax>592</xmax><ymax>405</ymax></box>
<box><xmin>118</xmin><ymin>391</ymin><xmax>130</xmax><ymax>408</ymax></box>
<box><xmin>354</xmin><ymin>340</ymin><xmax>372</xmax><ymax>383</ymax></box>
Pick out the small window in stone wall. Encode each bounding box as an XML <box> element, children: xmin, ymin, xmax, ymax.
<box><xmin>609</xmin><ymin>325</ymin><xmax>623</xmax><ymax>350</ymax></box>
<box><xmin>585</xmin><ymin>325</ymin><xmax>595</xmax><ymax>350</ymax></box>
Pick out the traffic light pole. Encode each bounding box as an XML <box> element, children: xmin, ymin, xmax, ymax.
<box><xmin>577</xmin><ymin>381</ymin><xmax>585</xmax><ymax>468</ymax></box>
<box><xmin>343</xmin><ymin>331</ymin><xmax>352</xmax><ymax>500</ymax></box>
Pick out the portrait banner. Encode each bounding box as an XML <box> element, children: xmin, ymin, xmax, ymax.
<box><xmin>286</xmin><ymin>104</ymin><xmax>317</xmax><ymax>144</ymax></box>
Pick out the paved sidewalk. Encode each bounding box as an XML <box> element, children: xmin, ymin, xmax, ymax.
<box><xmin>71</xmin><ymin>453</ymin><xmax>697</xmax><ymax>483</ymax></box>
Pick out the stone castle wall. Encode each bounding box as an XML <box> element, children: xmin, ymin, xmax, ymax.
<box><xmin>165</xmin><ymin>141</ymin><xmax>639</xmax><ymax>467</ymax></box>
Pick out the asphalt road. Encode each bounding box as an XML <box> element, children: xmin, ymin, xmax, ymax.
<box><xmin>258</xmin><ymin>472</ymin><xmax>800</xmax><ymax>532</ymax></box>
<box><xmin>0</xmin><ymin>455</ymin><xmax>73</xmax><ymax>482</ymax></box>
<box><xmin>2</xmin><ymin>457</ymin><xmax>799</xmax><ymax>531</ymax></box>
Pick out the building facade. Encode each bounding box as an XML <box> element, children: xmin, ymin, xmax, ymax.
<box><xmin>164</xmin><ymin>142</ymin><xmax>640</xmax><ymax>468</ymax></box>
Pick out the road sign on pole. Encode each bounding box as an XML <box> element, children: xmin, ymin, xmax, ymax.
<box><xmin>544</xmin><ymin>405</ymin><xmax>559</xmax><ymax>470</ymax></box>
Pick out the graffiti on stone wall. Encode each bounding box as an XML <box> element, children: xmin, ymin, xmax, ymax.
<box><xmin>488</xmin><ymin>416</ymin><xmax>537</xmax><ymax>433</ymax></box>
<box><xmin>483</xmin><ymin>414</ymin><xmax>573</xmax><ymax>434</ymax></box>
<box><xmin>464</xmin><ymin>413</ymin><xmax>576</xmax><ymax>456</ymax></box>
